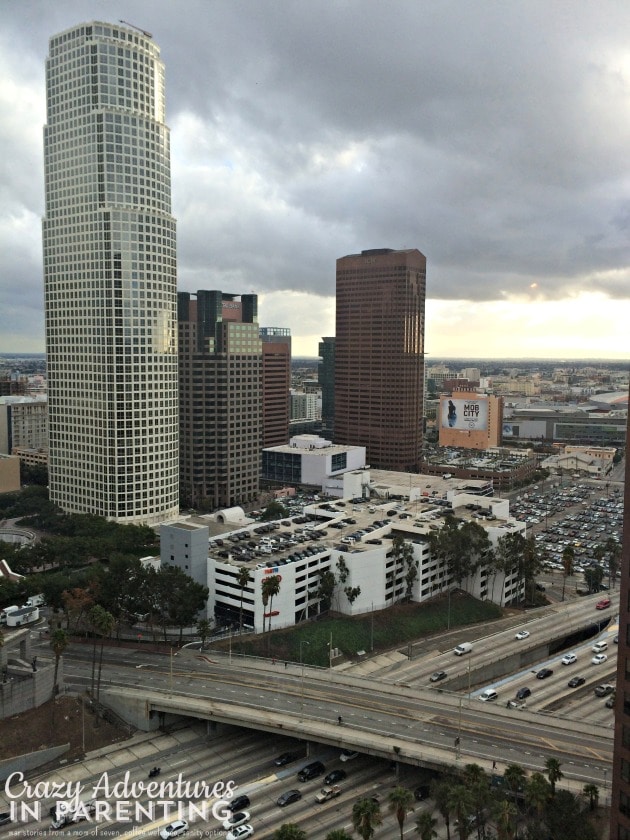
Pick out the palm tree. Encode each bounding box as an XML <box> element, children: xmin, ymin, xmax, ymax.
<box><xmin>273</xmin><ymin>825</ymin><xmax>307</xmax><ymax>840</ymax></box>
<box><xmin>415</xmin><ymin>810</ymin><xmax>438</xmax><ymax>840</ymax></box>
<box><xmin>92</xmin><ymin>607</ymin><xmax>115</xmax><ymax>701</ymax></box>
<box><xmin>463</xmin><ymin>763</ymin><xmax>490</xmax><ymax>839</ymax></box>
<box><xmin>352</xmin><ymin>796</ymin><xmax>382</xmax><ymax>840</ymax></box>
<box><xmin>561</xmin><ymin>546</ymin><xmax>574</xmax><ymax>601</ymax></box>
<box><xmin>447</xmin><ymin>784</ymin><xmax>474</xmax><ymax>840</ymax></box>
<box><xmin>605</xmin><ymin>537</ymin><xmax>621</xmax><ymax>589</ymax></box>
<box><xmin>544</xmin><ymin>757</ymin><xmax>563</xmax><ymax>797</ymax></box>
<box><xmin>262</xmin><ymin>574</ymin><xmax>281</xmax><ymax>649</ymax></box>
<box><xmin>325</xmin><ymin>831</ymin><xmax>353</xmax><ymax>840</ymax></box>
<box><xmin>388</xmin><ymin>786</ymin><xmax>415</xmax><ymax>839</ymax></box>
<box><xmin>431</xmin><ymin>778</ymin><xmax>453</xmax><ymax>840</ymax></box>
<box><xmin>525</xmin><ymin>771</ymin><xmax>550</xmax><ymax>822</ymax></box>
<box><xmin>503</xmin><ymin>763</ymin><xmax>526</xmax><ymax>807</ymax></box>
<box><xmin>583</xmin><ymin>782</ymin><xmax>599</xmax><ymax>811</ymax></box>
<box><xmin>493</xmin><ymin>799</ymin><xmax>517</xmax><ymax>840</ymax></box>
<box><xmin>50</xmin><ymin>628</ymin><xmax>68</xmax><ymax>724</ymax></box>
<box><xmin>237</xmin><ymin>566</ymin><xmax>251</xmax><ymax>633</ymax></box>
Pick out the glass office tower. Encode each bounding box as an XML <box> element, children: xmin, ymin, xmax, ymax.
<box><xmin>43</xmin><ymin>21</ymin><xmax>178</xmax><ymax>524</ymax></box>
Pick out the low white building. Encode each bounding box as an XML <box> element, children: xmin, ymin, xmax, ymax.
<box><xmin>161</xmin><ymin>491</ymin><xmax>526</xmax><ymax>635</ymax></box>
<box><xmin>262</xmin><ymin>435</ymin><xmax>367</xmax><ymax>494</ymax></box>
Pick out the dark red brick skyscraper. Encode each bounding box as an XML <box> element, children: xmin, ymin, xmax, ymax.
<box><xmin>334</xmin><ymin>248</ymin><xmax>426</xmax><ymax>471</ymax></box>
<box><xmin>610</xmin><ymin>381</ymin><xmax>630</xmax><ymax>839</ymax></box>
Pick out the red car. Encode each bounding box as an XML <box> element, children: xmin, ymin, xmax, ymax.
<box><xmin>596</xmin><ymin>598</ymin><xmax>611</xmax><ymax>610</ymax></box>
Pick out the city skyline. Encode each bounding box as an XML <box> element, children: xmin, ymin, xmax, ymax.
<box><xmin>2</xmin><ymin>2</ymin><xmax>630</xmax><ymax>360</ymax></box>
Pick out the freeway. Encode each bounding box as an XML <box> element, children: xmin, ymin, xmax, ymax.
<box><xmin>39</xmin><ymin>588</ymin><xmax>616</xmax><ymax>798</ymax></box>
<box><xmin>60</xmin><ymin>642</ymin><xmax>612</xmax><ymax>789</ymax></box>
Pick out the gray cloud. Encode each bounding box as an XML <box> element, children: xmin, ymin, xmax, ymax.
<box><xmin>2</xmin><ymin>0</ymin><xmax>630</xmax><ymax>353</ymax></box>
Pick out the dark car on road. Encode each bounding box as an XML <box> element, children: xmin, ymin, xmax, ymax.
<box><xmin>297</xmin><ymin>761</ymin><xmax>325</xmax><ymax>782</ymax></box>
<box><xmin>516</xmin><ymin>686</ymin><xmax>531</xmax><ymax>700</ymax></box>
<box><xmin>277</xmin><ymin>790</ymin><xmax>302</xmax><ymax>807</ymax></box>
<box><xmin>274</xmin><ymin>752</ymin><xmax>298</xmax><ymax>766</ymax></box>
<box><xmin>228</xmin><ymin>795</ymin><xmax>251</xmax><ymax>813</ymax></box>
<box><xmin>536</xmin><ymin>668</ymin><xmax>553</xmax><ymax>680</ymax></box>
<box><xmin>324</xmin><ymin>769</ymin><xmax>347</xmax><ymax>785</ymax></box>
<box><xmin>568</xmin><ymin>676</ymin><xmax>586</xmax><ymax>688</ymax></box>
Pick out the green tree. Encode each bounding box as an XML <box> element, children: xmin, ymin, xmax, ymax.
<box><xmin>604</xmin><ymin>537</ymin><xmax>621</xmax><ymax>589</ymax></box>
<box><xmin>583</xmin><ymin>564</ymin><xmax>604</xmax><ymax>594</ymax></box>
<box><xmin>260</xmin><ymin>500</ymin><xmax>288</xmax><ymax>521</ymax></box>
<box><xmin>273</xmin><ymin>825</ymin><xmax>307</xmax><ymax>840</ymax></box>
<box><xmin>325</xmin><ymin>831</ymin><xmax>352</xmax><ymax>840</ymax></box>
<box><xmin>415</xmin><ymin>810</ymin><xmax>438</xmax><ymax>840</ymax></box>
<box><xmin>582</xmin><ymin>782</ymin><xmax>599</xmax><ymax>812</ymax></box>
<box><xmin>388</xmin><ymin>785</ymin><xmax>415</xmax><ymax>839</ymax></box>
<box><xmin>236</xmin><ymin>566</ymin><xmax>252</xmax><ymax>633</ymax></box>
<box><xmin>196</xmin><ymin>618</ymin><xmax>212</xmax><ymax>650</ymax></box>
<box><xmin>316</xmin><ymin>568</ymin><xmax>336</xmax><ymax>613</ymax></box>
<box><xmin>158</xmin><ymin>565</ymin><xmax>209</xmax><ymax>644</ymax></box>
<box><xmin>352</xmin><ymin>796</ymin><xmax>382</xmax><ymax>840</ymax></box>
<box><xmin>544</xmin><ymin>757</ymin><xmax>563</xmax><ymax>797</ymax></box>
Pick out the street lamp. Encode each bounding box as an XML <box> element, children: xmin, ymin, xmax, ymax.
<box><xmin>299</xmin><ymin>640</ymin><xmax>310</xmax><ymax>717</ymax></box>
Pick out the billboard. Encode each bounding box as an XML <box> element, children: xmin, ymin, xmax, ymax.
<box><xmin>441</xmin><ymin>397</ymin><xmax>489</xmax><ymax>432</ymax></box>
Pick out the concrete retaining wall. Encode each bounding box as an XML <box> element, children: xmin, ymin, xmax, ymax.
<box><xmin>0</xmin><ymin>744</ymin><xmax>70</xmax><ymax>783</ymax></box>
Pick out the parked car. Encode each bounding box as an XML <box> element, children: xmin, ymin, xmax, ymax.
<box><xmin>277</xmin><ymin>789</ymin><xmax>302</xmax><ymax>807</ymax></box>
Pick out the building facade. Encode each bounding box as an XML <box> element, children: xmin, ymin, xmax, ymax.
<box><xmin>178</xmin><ymin>290</ymin><xmax>262</xmax><ymax>510</ymax></box>
<box><xmin>260</xmin><ymin>327</ymin><xmax>291</xmax><ymax>447</ymax></box>
<box><xmin>0</xmin><ymin>398</ymin><xmax>48</xmax><ymax>457</ymax></box>
<box><xmin>334</xmin><ymin>248</ymin><xmax>426</xmax><ymax>471</ymax></box>
<box><xmin>438</xmin><ymin>392</ymin><xmax>504</xmax><ymax>450</ymax></box>
<box><xmin>610</xmin><ymin>384</ymin><xmax>630</xmax><ymax>839</ymax></box>
<box><xmin>43</xmin><ymin>22</ymin><xmax>179</xmax><ymax>524</ymax></box>
<box><xmin>318</xmin><ymin>336</ymin><xmax>336</xmax><ymax>438</ymax></box>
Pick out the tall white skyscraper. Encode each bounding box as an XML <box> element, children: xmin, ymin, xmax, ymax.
<box><xmin>43</xmin><ymin>22</ymin><xmax>179</xmax><ymax>524</ymax></box>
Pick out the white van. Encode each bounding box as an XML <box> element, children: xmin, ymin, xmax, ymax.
<box><xmin>454</xmin><ymin>642</ymin><xmax>472</xmax><ymax>656</ymax></box>
<box><xmin>479</xmin><ymin>688</ymin><xmax>498</xmax><ymax>702</ymax></box>
<box><xmin>592</xmin><ymin>641</ymin><xmax>608</xmax><ymax>654</ymax></box>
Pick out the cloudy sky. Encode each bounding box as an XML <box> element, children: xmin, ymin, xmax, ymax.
<box><xmin>2</xmin><ymin>1</ymin><xmax>630</xmax><ymax>360</ymax></box>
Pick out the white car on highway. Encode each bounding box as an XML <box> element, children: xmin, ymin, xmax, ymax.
<box><xmin>592</xmin><ymin>653</ymin><xmax>608</xmax><ymax>665</ymax></box>
<box><xmin>561</xmin><ymin>653</ymin><xmax>577</xmax><ymax>665</ymax></box>
<box><xmin>515</xmin><ymin>630</ymin><xmax>530</xmax><ymax>640</ymax></box>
